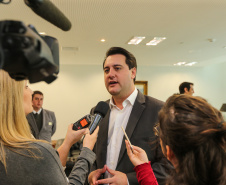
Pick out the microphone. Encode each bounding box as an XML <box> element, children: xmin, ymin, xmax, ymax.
<box><xmin>89</xmin><ymin>101</ymin><xmax>109</xmax><ymax>134</ymax></box>
<box><xmin>77</xmin><ymin>101</ymin><xmax>109</xmax><ymax>143</ymax></box>
<box><xmin>24</xmin><ymin>0</ymin><xmax>72</xmax><ymax>31</ymax></box>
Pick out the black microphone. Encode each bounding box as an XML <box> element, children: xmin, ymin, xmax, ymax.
<box><xmin>89</xmin><ymin>101</ymin><xmax>109</xmax><ymax>134</ymax></box>
<box><xmin>24</xmin><ymin>0</ymin><xmax>72</xmax><ymax>31</ymax></box>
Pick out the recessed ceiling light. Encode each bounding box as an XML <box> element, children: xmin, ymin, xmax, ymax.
<box><xmin>174</xmin><ymin>61</ymin><xmax>197</xmax><ymax>66</ymax></box>
<box><xmin>174</xmin><ymin>62</ymin><xmax>186</xmax><ymax>66</ymax></box>
<box><xmin>100</xmin><ymin>39</ymin><xmax>106</xmax><ymax>42</ymax></box>
<box><xmin>127</xmin><ymin>36</ymin><xmax>145</xmax><ymax>45</ymax></box>
<box><xmin>146</xmin><ymin>37</ymin><xmax>166</xmax><ymax>46</ymax></box>
<box><xmin>39</xmin><ymin>32</ymin><xmax>47</xmax><ymax>35</ymax></box>
<box><xmin>185</xmin><ymin>62</ymin><xmax>197</xmax><ymax>66</ymax></box>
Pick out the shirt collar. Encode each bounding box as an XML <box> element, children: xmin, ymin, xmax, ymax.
<box><xmin>33</xmin><ymin>108</ymin><xmax>42</xmax><ymax>114</ymax></box>
<box><xmin>109</xmin><ymin>88</ymin><xmax>138</xmax><ymax>109</ymax></box>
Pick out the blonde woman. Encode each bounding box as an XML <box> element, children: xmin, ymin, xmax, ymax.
<box><xmin>0</xmin><ymin>70</ymin><xmax>98</xmax><ymax>185</ymax></box>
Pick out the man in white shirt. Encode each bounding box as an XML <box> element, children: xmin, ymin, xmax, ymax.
<box><xmin>88</xmin><ymin>47</ymin><xmax>172</xmax><ymax>185</ymax></box>
<box><xmin>26</xmin><ymin>91</ymin><xmax>56</xmax><ymax>142</ymax></box>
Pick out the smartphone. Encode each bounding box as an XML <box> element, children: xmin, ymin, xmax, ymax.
<box><xmin>121</xmin><ymin>126</ymin><xmax>134</xmax><ymax>153</ymax></box>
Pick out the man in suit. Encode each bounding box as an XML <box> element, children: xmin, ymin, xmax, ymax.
<box><xmin>88</xmin><ymin>47</ymin><xmax>172</xmax><ymax>185</ymax></box>
<box><xmin>26</xmin><ymin>91</ymin><xmax>56</xmax><ymax>142</ymax></box>
<box><xmin>179</xmin><ymin>82</ymin><xmax>194</xmax><ymax>95</ymax></box>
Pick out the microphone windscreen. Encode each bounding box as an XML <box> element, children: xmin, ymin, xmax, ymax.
<box><xmin>94</xmin><ymin>101</ymin><xmax>109</xmax><ymax>117</ymax></box>
<box><xmin>24</xmin><ymin>0</ymin><xmax>71</xmax><ymax>31</ymax></box>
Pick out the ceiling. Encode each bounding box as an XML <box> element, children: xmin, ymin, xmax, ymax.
<box><xmin>1</xmin><ymin>0</ymin><xmax>226</xmax><ymax>67</ymax></box>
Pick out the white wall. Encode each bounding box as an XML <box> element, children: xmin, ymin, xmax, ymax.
<box><xmin>137</xmin><ymin>62</ymin><xmax>226</xmax><ymax>107</ymax></box>
<box><xmin>29</xmin><ymin>65</ymin><xmax>110</xmax><ymax>140</ymax></box>
<box><xmin>29</xmin><ymin>62</ymin><xmax>226</xmax><ymax>140</ymax></box>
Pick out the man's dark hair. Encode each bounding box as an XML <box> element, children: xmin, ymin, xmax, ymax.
<box><xmin>32</xmin><ymin>90</ymin><xmax>43</xmax><ymax>100</ymax></box>
<box><xmin>179</xmin><ymin>82</ymin><xmax>194</xmax><ymax>94</ymax></box>
<box><xmin>103</xmin><ymin>47</ymin><xmax>137</xmax><ymax>82</ymax></box>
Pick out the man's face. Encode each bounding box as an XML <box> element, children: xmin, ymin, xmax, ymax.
<box><xmin>185</xmin><ymin>85</ymin><xmax>194</xmax><ymax>96</ymax></box>
<box><xmin>103</xmin><ymin>54</ymin><xmax>136</xmax><ymax>99</ymax></box>
<box><xmin>32</xmin><ymin>94</ymin><xmax>43</xmax><ymax>111</ymax></box>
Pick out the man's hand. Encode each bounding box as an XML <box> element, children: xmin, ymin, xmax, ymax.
<box><xmin>88</xmin><ymin>165</ymin><xmax>107</xmax><ymax>185</ymax></box>
<box><xmin>96</xmin><ymin>166</ymin><xmax>127</xmax><ymax>185</ymax></box>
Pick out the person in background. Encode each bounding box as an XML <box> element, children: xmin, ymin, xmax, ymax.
<box><xmin>0</xmin><ymin>69</ymin><xmax>98</xmax><ymax>185</ymax></box>
<box><xmin>26</xmin><ymin>90</ymin><xmax>57</xmax><ymax>142</ymax></box>
<box><xmin>179</xmin><ymin>82</ymin><xmax>194</xmax><ymax>95</ymax></box>
<box><xmin>126</xmin><ymin>94</ymin><xmax>226</xmax><ymax>185</ymax></box>
<box><xmin>88</xmin><ymin>47</ymin><xmax>172</xmax><ymax>185</ymax></box>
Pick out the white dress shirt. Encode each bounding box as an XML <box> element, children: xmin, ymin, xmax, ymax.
<box><xmin>104</xmin><ymin>88</ymin><xmax>138</xmax><ymax>183</ymax></box>
<box><xmin>33</xmin><ymin>108</ymin><xmax>42</xmax><ymax>115</ymax></box>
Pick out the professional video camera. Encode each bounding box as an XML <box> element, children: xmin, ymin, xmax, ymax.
<box><xmin>0</xmin><ymin>20</ymin><xmax>59</xmax><ymax>84</ymax></box>
<box><xmin>0</xmin><ymin>0</ymin><xmax>72</xmax><ymax>84</ymax></box>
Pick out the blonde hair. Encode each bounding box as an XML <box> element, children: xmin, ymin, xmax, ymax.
<box><xmin>0</xmin><ymin>70</ymin><xmax>38</xmax><ymax>169</ymax></box>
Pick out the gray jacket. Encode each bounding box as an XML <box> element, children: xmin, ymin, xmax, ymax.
<box><xmin>26</xmin><ymin>109</ymin><xmax>56</xmax><ymax>142</ymax></box>
<box><xmin>0</xmin><ymin>142</ymin><xmax>96</xmax><ymax>185</ymax></box>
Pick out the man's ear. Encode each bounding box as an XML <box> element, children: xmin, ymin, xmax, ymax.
<box><xmin>131</xmin><ymin>67</ymin><xmax>136</xmax><ymax>80</ymax></box>
<box><xmin>184</xmin><ymin>87</ymin><xmax>188</xmax><ymax>93</ymax></box>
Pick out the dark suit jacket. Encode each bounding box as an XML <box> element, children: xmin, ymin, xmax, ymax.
<box><xmin>91</xmin><ymin>91</ymin><xmax>172</xmax><ymax>185</ymax></box>
<box><xmin>26</xmin><ymin>109</ymin><xmax>56</xmax><ymax>142</ymax></box>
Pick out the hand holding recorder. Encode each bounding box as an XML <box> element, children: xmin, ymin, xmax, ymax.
<box><xmin>125</xmin><ymin>140</ymin><xmax>149</xmax><ymax>167</ymax></box>
<box><xmin>121</xmin><ymin>126</ymin><xmax>149</xmax><ymax>166</ymax></box>
<box><xmin>83</xmin><ymin>126</ymin><xmax>99</xmax><ymax>150</ymax></box>
<box><xmin>73</xmin><ymin>101</ymin><xmax>109</xmax><ymax>134</ymax></box>
<box><xmin>122</xmin><ymin>126</ymin><xmax>149</xmax><ymax>167</ymax></box>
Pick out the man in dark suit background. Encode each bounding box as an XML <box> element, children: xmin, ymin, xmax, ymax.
<box><xmin>26</xmin><ymin>91</ymin><xmax>56</xmax><ymax>142</ymax></box>
<box><xmin>88</xmin><ymin>47</ymin><xmax>172</xmax><ymax>185</ymax></box>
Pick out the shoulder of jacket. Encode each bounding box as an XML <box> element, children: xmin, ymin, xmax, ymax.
<box><xmin>43</xmin><ymin>109</ymin><xmax>55</xmax><ymax>114</ymax></box>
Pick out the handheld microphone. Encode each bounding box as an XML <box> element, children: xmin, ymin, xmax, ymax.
<box><xmin>89</xmin><ymin>101</ymin><xmax>109</xmax><ymax>134</ymax></box>
<box><xmin>24</xmin><ymin>0</ymin><xmax>72</xmax><ymax>31</ymax></box>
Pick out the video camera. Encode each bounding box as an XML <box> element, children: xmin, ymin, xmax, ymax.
<box><xmin>0</xmin><ymin>0</ymin><xmax>72</xmax><ymax>84</ymax></box>
<box><xmin>0</xmin><ymin>20</ymin><xmax>59</xmax><ymax>84</ymax></box>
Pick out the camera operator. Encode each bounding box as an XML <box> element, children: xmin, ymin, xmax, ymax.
<box><xmin>0</xmin><ymin>69</ymin><xmax>98</xmax><ymax>185</ymax></box>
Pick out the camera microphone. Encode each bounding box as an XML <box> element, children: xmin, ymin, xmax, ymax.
<box><xmin>24</xmin><ymin>0</ymin><xmax>72</xmax><ymax>31</ymax></box>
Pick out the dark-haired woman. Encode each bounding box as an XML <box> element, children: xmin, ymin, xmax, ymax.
<box><xmin>126</xmin><ymin>95</ymin><xmax>226</xmax><ymax>185</ymax></box>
